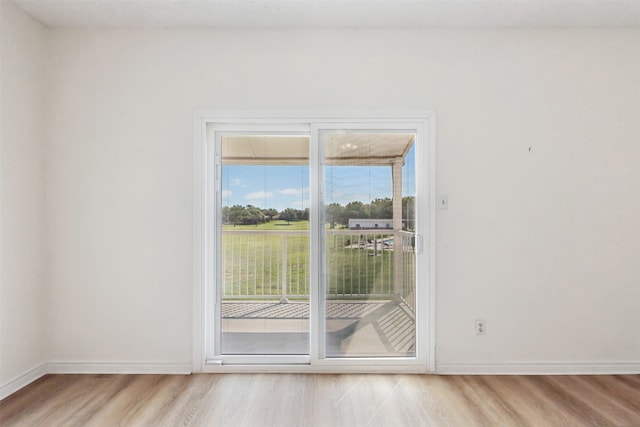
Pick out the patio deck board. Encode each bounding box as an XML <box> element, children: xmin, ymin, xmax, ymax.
<box><xmin>221</xmin><ymin>301</ymin><xmax>388</xmax><ymax>319</ymax></box>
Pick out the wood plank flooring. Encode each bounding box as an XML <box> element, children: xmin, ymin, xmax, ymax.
<box><xmin>1</xmin><ymin>373</ymin><xmax>639</xmax><ymax>426</ymax></box>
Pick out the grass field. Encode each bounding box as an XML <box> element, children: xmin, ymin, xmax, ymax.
<box><xmin>223</xmin><ymin>220</ymin><xmax>310</xmax><ymax>231</ymax></box>
<box><xmin>221</xmin><ymin>220</ymin><xmax>405</xmax><ymax>300</ymax></box>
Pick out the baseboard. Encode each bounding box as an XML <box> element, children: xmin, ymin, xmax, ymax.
<box><xmin>46</xmin><ymin>361</ymin><xmax>192</xmax><ymax>375</ymax></box>
<box><xmin>436</xmin><ymin>361</ymin><xmax>640</xmax><ymax>375</ymax></box>
<box><xmin>0</xmin><ymin>363</ymin><xmax>48</xmax><ymax>401</ymax></box>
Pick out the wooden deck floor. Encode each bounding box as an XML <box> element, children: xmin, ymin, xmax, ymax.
<box><xmin>1</xmin><ymin>373</ymin><xmax>639</xmax><ymax>426</ymax></box>
<box><xmin>221</xmin><ymin>301</ymin><xmax>416</xmax><ymax>356</ymax></box>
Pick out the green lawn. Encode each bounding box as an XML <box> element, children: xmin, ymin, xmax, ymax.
<box><xmin>221</xmin><ymin>232</ymin><xmax>310</xmax><ymax>298</ymax></box>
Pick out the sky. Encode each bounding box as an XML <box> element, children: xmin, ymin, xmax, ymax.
<box><xmin>221</xmin><ymin>145</ymin><xmax>415</xmax><ymax>212</ymax></box>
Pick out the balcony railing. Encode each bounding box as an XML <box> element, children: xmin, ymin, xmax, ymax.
<box><xmin>221</xmin><ymin>229</ymin><xmax>416</xmax><ymax>313</ymax></box>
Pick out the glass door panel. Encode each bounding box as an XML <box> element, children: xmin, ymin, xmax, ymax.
<box><xmin>219</xmin><ymin>134</ymin><xmax>310</xmax><ymax>355</ymax></box>
<box><xmin>321</xmin><ymin>131</ymin><xmax>417</xmax><ymax>358</ymax></box>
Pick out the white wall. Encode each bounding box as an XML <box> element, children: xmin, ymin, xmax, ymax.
<box><xmin>41</xmin><ymin>28</ymin><xmax>640</xmax><ymax>368</ymax></box>
<box><xmin>0</xmin><ymin>1</ymin><xmax>48</xmax><ymax>388</ymax></box>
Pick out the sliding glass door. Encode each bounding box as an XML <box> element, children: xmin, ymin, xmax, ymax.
<box><xmin>215</xmin><ymin>132</ymin><xmax>311</xmax><ymax>362</ymax></box>
<box><xmin>205</xmin><ymin>119</ymin><xmax>427</xmax><ymax>368</ymax></box>
<box><xmin>320</xmin><ymin>129</ymin><xmax>417</xmax><ymax>359</ymax></box>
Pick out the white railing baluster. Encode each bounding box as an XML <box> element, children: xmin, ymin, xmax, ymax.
<box><xmin>245</xmin><ymin>235</ymin><xmax>249</xmax><ymax>296</ymax></box>
<box><xmin>365</xmin><ymin>234</ymin><xmax>369</xmax><ymax>294</ymax></box>
<box><xmin>253</xmin><ymin>234</ymin><xmax>257</xmax><ymax>296</ymax></box>
<box><xmin>261</xmin><ymin>234</ymin><xmax>265</xmax><ymax>296</ymax></box>
<box><xmin>220</xmin><ymin>229</ymin><xmax>414</xmax><ymax>300</ymax></box>
<box><xmin>304</xmin><ymin>238</ymin><xmax>308</xmax><ymax>296</ymax></box>
<box><xmin>347</xmin><ymin>235</ymin><xmax>351</xmax><ymax>296</ymax></box>
<box><xmin>380</xmin><ymin>234</ymin><xmax>384</xmax><ymax>295</ymax></box>
<box><xmin>239</xmin><ymin>235</ymin><xmax>243</xmax><ymax>296</ymax></box>
<box><xmin>374</xmin><ymin>234</ymin><xmax>378</xmax><ymax>295</ymax></box>
<box><xmin>281</xmin><ymin>234</ymin><xmax>288</xmax><ymax>303</ymax></box>
<box><xmin>269</xmin><ymin>235</ymin><xmax>273</xmax><ymax>296</ymax></box>
<box><xmin>388</xmin><ymin>237</ymin><xmax>392</xmax><ymax>294</ymax></box>
<box><xmin>222</xmin><ymin>234</ymin><xmax>226</xmax><ymax>297</ymax></box>
<box><xmin>229</xmin><ymin>235</ymin><xmax>234</xmax><ymax>296</ymax></box>
<box><xmin>342</xmin><ymin>236</ymin><xmax>354</xmax><ymax>293</ymax></box>
<box><xmin>357</xmin><ymin>234</ymin><xmax>361</xmax><ymax>296</ymax></box>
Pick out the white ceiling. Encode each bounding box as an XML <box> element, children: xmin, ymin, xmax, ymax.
<box><xmin>12</xmin><ymin>0</ymin><xmax>640</xmax><ymax>28</ymax></box>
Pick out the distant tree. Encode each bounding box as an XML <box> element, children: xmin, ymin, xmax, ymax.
<box><xmin>228</xmin><ymin>205</ymin><xmax>248</xmax><ymax>226</ymax></box>
<box><xmin>291</xmin><ymin>209</ymin><xmax>306</xmax><ymax>221</ymax></box>
<box><xmin>262</xmin><ymin>208</ymin><xmax>278</xmax><ymax>221</ymax></box>
<box><xmin>245</xmin><ymin>205</ymin><xmax>265</xmax><ymax>226</ymax></box>
<box><xmin>342</xmin><ymin>201</ymin><xmax>368</xmax><ymax>227</ymax></box>
<box><xmin>326</xmin><ymin>203</ymin><xmax>344</xmax><ymax>229</ymax></box>
<box><xmin>280</xmin><ymin>208</ymin><xmax>298</xmax><ymax>225</ymax></box>
<box><xmin>370</xmin><ymin>198</ymin><xmax>393</xmax><ymax>219</ymax></box>
<box><xmin>221</xmin><ymin>206</ymin><xmax>230</xmax><ymax>224</ymax></box>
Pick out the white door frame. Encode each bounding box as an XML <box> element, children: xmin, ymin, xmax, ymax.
<box><xmin>193</xmin><ymin>112</ymin><xmax>437</xmax><ymax>373</ymax></box>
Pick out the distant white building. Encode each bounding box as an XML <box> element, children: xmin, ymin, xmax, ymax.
<box><xmin>348</xmin><ymin>218</ymin><xmax>393</xmax><ymax>230</ymax></box>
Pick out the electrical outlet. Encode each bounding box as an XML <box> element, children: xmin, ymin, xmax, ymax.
<box><xmin>475</xmin><ymin>319</ymin><xmax>486</xmax><ymax>335</ymax></box>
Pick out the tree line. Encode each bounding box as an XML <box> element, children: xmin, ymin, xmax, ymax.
<box><xmin>223</xmin><ymin>197</ymin><xmax>415</xmax><ymax>228</ymax></box>
<box><xmin>326</xmin><ymin>197</ymin><xmax>415</xmax><ymax>229</ymax></box>
<box><xmin>222</xmin><ymin>205</ymin><xmax>309</xmax><ymax>226</ymax></box>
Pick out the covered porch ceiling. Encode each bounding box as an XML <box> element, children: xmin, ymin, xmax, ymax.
<box><xmin>221</xmin><ymin>133</ymin><xmax>415</xmax><ymax>166</ymax></box>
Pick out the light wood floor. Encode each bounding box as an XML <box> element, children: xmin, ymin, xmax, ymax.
<box><xmin>1</xmin><ymin>373</ymin><xmax>639</xmax><ymax>426</ymax></box>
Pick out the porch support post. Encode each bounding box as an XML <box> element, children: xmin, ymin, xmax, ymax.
<box><xmin>392</xmin><ymin>158</ymin><xmax>403</xmax><ymax>301</ymax></box>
